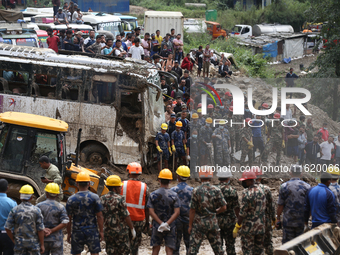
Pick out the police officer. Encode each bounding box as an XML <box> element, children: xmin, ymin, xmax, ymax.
<box><xmin>36</xmin><ymin>183</ymin><xmax>69</xmax><ymax>255</ymax></box>
<box><xmin>177</xmin><ymin>110</ymin><xmax>189</xmax><ymax>140</ymax></box>
<box><xmin>167</xmin><ymin>113</ymin><xmax>177</xmax><ymax>137</ymax></box>
<box><xmin>66</xmin><ymin>172</ymin><xmax>104</xmax><ymax>255</ymax></box>
<box><xmin>172</xmin><ymin>121</ymin><xmax>187</xmax><ymax>169</ymax></box>
<box><xmin>240</xmin><ymin>118</ymin><xmax>254</xmax><ymax>166</ymax></box>
<box><xmin>233</xmin><ymin>171</ymin><xmax>266</xmax><ymax>255</ymax></box>
<box><xmin>37</xmin><ymin>156</ymin><xmax>63</xmax><ymax>203</ymax></box>
<box><xmin>120</xmin><ymin>162</ymin><xmax>149</xmax><ymax>255</ymax></box>
<box><xmin>190</xmin><ymin>113</ymin><xmax>200</xmax><ymax>136</ymax></box>
<box><xmin>156</xmin><ymin>123</ymin><xmax>172</xmax><ymax>171</ymax></box>
<box><xmin>212</xmin><ymin>120</ymin><xmax>231</xmax><ymax>168</ymax></box>
<box><xmin>227</xmin><ymin>107</ymin><xmax>235</xmax><ymax>155</ymax></box>
<box><xmin>170</xmin><ymin>166</ymin><xmax>193</xmax><ymax>255</ymax></box>
<box><xmin>216</xmin><ymin>169</ymin><xmax>239</xmax><ymax>255</ymax></box>
<box><xmin>5</xmin><ymin>184</ymin><xmax>45</xmax><ymax>255</ymax></box>
<box><xmin>101</xmin><ymin>175</ymin><xmax>136</xmax><ymax>255</ymax></box>
<box><xmin>187</xmin><ymin>129</ymin><xmax>199</xmax><ymax>181</ymax></box>
<box><xmin>233</xmin><ymin>109</ymin><xmax>244</xmax><ymax>152</ymax></box>
<box><xmin>188</xmin><ymin>166</ymin><xmax>227</xmax><ymax>255</ymax></box>
<box><xmin>199</xmin><ymin>118</ymin><xmax>213</xmax><ymax>165</ymax></box>
<box><xmin>147</xmin><ymin>169</ymin><xmax>180</xmax><ymax>255</ymax></box>
<box><xmin>327</xmin><ymin>166</ymin><xmax>340</xmax><ymax>224</ymax></box>
<box><xmin>276</xmin><ymin>165</ymin><xmax>310</xmax><ymax>243</ymax></box>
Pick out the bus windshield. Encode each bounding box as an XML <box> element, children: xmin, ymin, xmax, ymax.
<box><xmin>98</xmin><ymin>22</ymin><xmax>121</xmax><ymax>37</ymax></box>
<box><xmin>16</xmin><ymin>38</ymin><xmax>37</xmax><ymax>47</ymax></box>
<box><xmin>124</xmin><ymin>19</ymin><xmax>137</xmax><ymax>30</ymax></box>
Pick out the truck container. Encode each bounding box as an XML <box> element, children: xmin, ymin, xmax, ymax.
<box><xmin>77</xmin><ymin>0</ymin><xmax>129</xmax><ymax>14</ymax></box>
<box><xmin>230</xmin><ymin>24</ymin><xmax>294</xmax><ymax>37</ymax></box>
<box><xmin>144</xmin><ymin>11</ymin><xmax>183</xmax><ymax>36</ymax></box>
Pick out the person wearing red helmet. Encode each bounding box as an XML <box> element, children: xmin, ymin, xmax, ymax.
<box><xmin>262</xmin><ymin>113</ymin><xmax>284</xmax><ymax>165</ymax></box>
<box><xmin>207</xmin><ymin>103</ymin><xmax>214</xmax><ymax>118</ymax></box>
<box><xmin>224</xmin><ymin>91</ymin><xmax>232</xmax><ymax>105</ymax></box>
<box><xmin>233</xmin><ymin>170</ymin><xmax>266</xmax><ymax>255</ymax></box>
<box><xmin>240</xmin><ymin>119</ymin><xmax>254</xmax><ymax>166</ymax></box>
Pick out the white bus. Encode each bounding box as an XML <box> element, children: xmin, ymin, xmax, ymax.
<box><xmin>82</xmin><ymin>13</ymin><xmax>124</xmax><ymax>37</ymax></box>
<box><xmin>0</xmin><ymin>43</ymin><xmax>164</xmax><ymax>166</ymax></box>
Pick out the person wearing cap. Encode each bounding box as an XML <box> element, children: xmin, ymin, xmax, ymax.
<box><xmin>55</xmin><ymin>8</ymin><xmax>68</xmax><ymax>24</ymax></box>
<box><xmin>177</xmin><ymin>110</ymin><xmax>189</xmax><ymax>140</ymax></box>
<box><xmin>147</xmin><ymin>169</ymin><xmax>180</xmax><ymax>255</ymax></box>
<box><xmin>66</xmin><ymin>172</ymin><xmax>104</xmax><ymax>255</ymax></box>
<box><xmin>199</xmin><ymin>118</ymin><xmax>213</xmax><ymax>165</ymax></box>
<box><xmin>276</xmin><ymin>165</ymin><xmax>310</xmax><ymax>243</ymax></box>
<box><xmin>251</xmin><ymin>115</ymin><xmax>265</xmax><ymax>160</ymax></box>
<box><xmin>0</xmin><ymin>179</ymin><xmax>17</xmax><ymax>255</ymax></box>
<box><xmin>304</xmin><ymin>172</ymin><xmax>337</xmax><ymax>229</ymax></box>
<box><xmin>187</xmin><ymin>129</ymin><xmax>199</xmax><ymax>181</ymax></box>
<box><xmin>167</xmin><ymin>113</ymin><xmax>177</xmax><ymax>137</ymax></box>
<box><xmin>170</xmin><ymin>166</ymin><xmax>193</xmax><ymax>255</ymax></box>
<box><xmin>233</xmin><ymin>171</ymin><xmax>266</xmax><ymax>255</ymax></box>
<box><xmin>36</xmin><ymin>183</ymin><xmax>69</xmax><ymax>255</ymax></box>
<box><xmin>190</xmin><ymin>113</ymin><xmax>200</xmax><ymax>136</ymax></box>
<box><xmin>37</xmin><ymin>156</ymin><xmax>63</xmax><ymax>204</ymax></box>
<box><xmin>188</xmin><ymin>166</ymin><xmax>226</xmax><ymax>254</ymax></box>
<box><xmin>120</xmin><ymin>163</ymin><xmax>149</xmax><ymax>255</ymax></box>
<box><xmin>212</xmin><ymin>120</ymin><xmax>231</xmax><ymax>167</ymax></box>
<box><xmin>216</xmin><ymin>169</ymin><xmax>239</xmax><ymax>255</ymax></box>
<box><xmin>5</xmin><ymin>185</ymin><xmax>45</xmax><ymax>254</ymax></box>
<box><xmin>326</xmin><ymin>166</ymin><xmax>340</xmax><ymax>224</ymax></box>
<box><xmin>171</xmin><ymin>121</ymin><xmax>186</xmax><ymax>169</ymax></box>
<box><xmin>240</xmin><ymin>119</ymin><xmax>254</xmax><ymax>166</ymax></box>
<box><xmin>156</xmin><ymin>124</ymin><xmax>172</xmax><ymax>171</ymax></box>
<box><xmin>212</xmin><ymin>104</ymin><xmax>223</xmax><ymax>119</ymax></box>
<box><xmin>262</xmin><ymin>113</ymin><xmax>284</xmax><ymax>165</ymax></box>
<box><xmin>101</xmin><ymin>175</ymin><xmax>136</xmax><ymax>254</ymax></box>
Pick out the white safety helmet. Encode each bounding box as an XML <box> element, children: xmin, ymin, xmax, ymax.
<box><xmin>216</xmin><ymin>169</ymin><xmax>233</xmax><ymax>178</ymax></box>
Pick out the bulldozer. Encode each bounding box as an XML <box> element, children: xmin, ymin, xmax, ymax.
<box><xmin>0</xmin><ymin>111</ymin><xmax>109</xmax><ymax>203</ymax></box>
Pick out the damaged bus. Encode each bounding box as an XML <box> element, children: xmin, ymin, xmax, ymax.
<box><xmin>0</xmin><ymin>43</ymin><xmax>164</xmax><ymax>167</ymax></box>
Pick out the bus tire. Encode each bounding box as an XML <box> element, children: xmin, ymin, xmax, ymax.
<box><xmin>81</xmin><ymin>144</ymin><xmax>108</xmax><ymax>165</ymax></box>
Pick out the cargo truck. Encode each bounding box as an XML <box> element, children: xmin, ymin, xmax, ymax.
<box><xmin>144</xmin><ymin>11</ymin><xmax>183</xmax><ymax>36</ymax></box>
<box><xmin>230</xmin><ymin>24</ymin><xmax>294</xmax><ymax>37</ymax></box>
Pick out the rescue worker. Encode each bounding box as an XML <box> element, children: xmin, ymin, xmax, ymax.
<box><xmin>5</xmin><ymin>184</ymin><xmax>45</xmax><ymax>255</ymax></box>
<box><xmin>233</xmin><ymin>110</ymin><xmax>244</xmax><ymax>152</ymax></box>
<box><xmin>199</xmin><ymin>118</ymin><xmax>213</xmax><ymax>165</ymax></box>
<box><xmin>167</xmin><ymin>113</ymin><xmax>177</xmax><ymax>137</ymax></box>
<box><xmin>227</xmin><ymin>107</ymin><xmax>235</xmax><ymax>155</ymax></box>
<box><xmin>233</xmin><ymin>171</ymin><xmax>266</xmax><ymax>255</ymax></box>
<box><xmin>207</xmin><ymin>104</ymin><xmax>214</xmax><ymax>119</ymax></box>
<box><xmin>119</xmin><ymin>162</ymin><xmax>149</xmax><ymax>255</ymax></box>
<box><xmin>196</xmin><ymin>108</ymin><xmax>205</xmax><ymax>126</ymax></box>
<box><xmin>37</xmin><ymin>156</ymin><xmax>63</xmax><ymax>203</ymax></box>
<box><xmin>172</xmin><ymin>121</ymin><xmax>187</xmax><ymax>169</ymax></box>
<box><xmin>212</xmin><ymin>105</ymin><xmax>222</xmax><ymax>119</ymax></box>
<box><xmin>66</xmin><ymin>172</ymin><xmax>104</xmax><ymax>255</ymax></box>
<box><xmin>262</xmin><ymin>113</ymin><xmax>284</xmax><ymax>165</ymax></box>
<box><xmin>188</xmin><ymin>166</ymin><xmax>227</xmax><ymax>255</ymax></box>
<box><xmin>327</xmin><ymin>166</ymin><xmax>340</xmax><ymax>224</ymax></box>
<box><xmin>190</xmin><ymin>113</ymin><xmax>200</xmax><ymax>136</ymax></box>
<box><xmin>251</xmin><ymin>167</ymin><xmax>275</xmax><ymax>255</ymax></box>
<box><xmin>170</xmin><ymin>166</ymin><xmax>193</xmax><ymax>255</ymax></box>
<box><xmin>240</xmin><ymin>118</ymin><xmax>254</xmax><ymax>166</ymax></box>
<box><xmin>216</xmin><ymin>169</ymin><xmax>239</xmax><ymax>255</ymax></box>
<box><xmin>156</xmin><ymin>123</ymin><xmax>172</xmax><ymax>171</ymax></box>
<box><xmin>177</xmin><ymin>110</ymin><xmax>189</xmax><ymax>140</ymax></box>
<box><xmin>36</xmin><ymin>183</ymin><xmax>69</xmax><ymax>255</ymax></box>
<box><xmin>101</xmin><ymin>175</ymin><xmax>136</xmax><ymax>255</ymax></box>
<box><xmin>212</xmin><ymin>120</ymin><xmax>231</xmax><ymax>168</ymax></box>
<box><xmin>147</xmin><ymin>169</ymin><xmax>180</xmax><ymax>255</ymax></box>
<box><xmin>187</xmin><ymin>129</ymin><xmax>199</xmax><ymax>181</ymax></box>
<box><xmin>276</xmin><ymin>165</ymin><xmax>310</xmax><ymax>243</ymax></box>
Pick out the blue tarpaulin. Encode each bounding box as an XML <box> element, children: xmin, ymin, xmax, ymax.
<box><xmin>263</xmin><ymin>41</ymin><xmax>278</xmax><ymax>58</ymax></box>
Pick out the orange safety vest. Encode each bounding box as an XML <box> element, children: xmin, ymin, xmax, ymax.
<box><xmin>121</xmin><ymin>180</ymin><xmax>147</xmax><ymax>221</ymax></box>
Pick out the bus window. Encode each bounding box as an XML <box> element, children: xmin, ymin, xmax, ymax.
<box><xmin>1</xmin><ymin>69</ymin><xmax>29</xmax><ymax>94</ymax></box>
<box><xmin>16</xmin><ymin>38</ymin><xmax>38</xmax><ymax>47</ymax></box>
<box><xmin>31</xmin><ymin>132</ymin><xmax>59</xmax><ymax>166</ymax></box>
<box><xmin>34</xmin><ymin>73</ymin><xmax>57</xmax><ymax>98</ymax></box>
<box><xmin>94</xmin><ymin>81</ymin><xmax>116</xmax><ymax>104</ymax></box>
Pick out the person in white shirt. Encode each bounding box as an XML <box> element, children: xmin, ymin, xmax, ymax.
<box><xmin>335</xmin><ymin>132</ymin><xmax>340</xmax><ymax>165</ymax></box>
<box><xmin>128</xmin><ymin>38</ymin><xmax>144</xmax><ymax>60</ymax></box>
<box><xmin>113</xmin><ymin>40</ymin><xmax>127</xmax><ymax>57</ymax></box>
<box><xmin>72</xmin><ymin>8</ymin><xmax>84</xmax><ymax>24</ymax></box>
<box><xmin>282</xmin><ymin>104</ymin><xmax>293</xmax><ymax>120</ymax></box>
<box><xmin>320</xmin><ymin>135</ymin><xmax>335</xmax><ymax>166</ymax></box>
<box><xmin>100</xmin><ymin>34</ymin><xmax>106</xmax><ymax>54</ymax></box>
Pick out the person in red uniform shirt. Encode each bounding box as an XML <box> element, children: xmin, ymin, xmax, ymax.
<box><xmin>46</xmin><ymin>28</ymin><xmax>60</xmax><ymax>53</ymax></box>
<box><xmin>317</xmin><ymin>122</ymin><xmax>329</xmax><ymax>142</ymax></box>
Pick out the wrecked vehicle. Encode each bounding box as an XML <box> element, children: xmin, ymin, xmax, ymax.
<box><xmin>0</xmin><ymin>43</ymin><xmax>164</xmax><ymax>167</ymax></box>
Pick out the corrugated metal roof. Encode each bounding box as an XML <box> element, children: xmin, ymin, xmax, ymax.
<box><xmin>144</xmin><ymin>11</ymin><xmax>183</xmax><ymax>17</ymax></box>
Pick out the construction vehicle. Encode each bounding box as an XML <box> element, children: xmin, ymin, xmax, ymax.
<box><xmin>205</xmin><ymin>21</ymin><xmax>227</xmax><ymax>40</ymax></box>
<box><xmin>0</xmin><ymin>111</ymin><xmax>109</xmax><ymax>204</ymax></box>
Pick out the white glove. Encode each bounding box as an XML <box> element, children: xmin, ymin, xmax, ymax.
<box><xmin>186</xmin><ymin>155</ymin><xmax>191</xmax><ymax>161</ymax></box>
<box><xmin>216</xmin><ymin>135</ymin><xmax>222</xmax><ymax>140</ymax></box>
<box><xmin>158</xmin><ymin>222</ymin><xmax>170</xmax><ymax>232</ymax></box>
<box><xmin>303</xmin><ymin>224</ymin><xmax>310</xmax><ymax>233</ymax></box>
<box><xmin>131</xmin><ymin>228</ymin><xmax>136</xmax><ymax>239</ymax></box>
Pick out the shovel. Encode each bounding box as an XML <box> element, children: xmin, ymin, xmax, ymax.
<box><xmin>160</xmin><ymin>153</ymin><xmax>162</xmax><ymax>171</ymax></box>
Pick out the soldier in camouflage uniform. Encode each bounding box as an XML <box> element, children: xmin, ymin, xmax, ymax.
<box><xmin>276</xmin><ymin>165</ymin><xmax>310</xmax><ymax>244</ymax></box>
<box><xmin>240</xmin><ymin>118</ymin><xmax>254</xmax><ymax>166</ymax></box>
<box><xmin>251</xmin><ymin>167</ymin><xmax>276</xmax><ymax>255</ymax></box>
<box><xmin>212</xmin><ymin>120</ymin><xmax>231</xmax><ymax>168</ymax></box>
<box><xmin>233</xmin><ymin>171</ymin><xmax>266</xmax><ymax>255</ymax></box>
<box><xmin>227</xmin><ymin>107</ymin><xmax>235</xmax><ymax>155</ymax></box>
<box><xmin>188</xmin><ymin>130</ymin><xmax>200</xmax><ymax>180</ymax></box>
<box><xmin>101</xmin><ymin>175</ymin><xmax>136</xmax><ymax>255</ymax></box>
<box><xmin>196</xmin><ymin>109</ymin><xmax>206</xmax><ymax>127</ymax></box>
<box><xmin>327</xmin><ymin>166</ymin><xmax>340</xmax><ymax>223</ymax></box>
<box><xmin>172</xmin><ymin>122</ymin><xmax>187</xmax><ymax>169</ymax></box>
<box><xmin>5</xmin><ymin>185</ymin><xmax>45</xmax><ymax>255</ymax></box>
<box><xmin>66</xmin><ymin>172</ymin><xmax>104</xmax><ymax>255</ymax></box>
<box><xmin>262</xmin><ymin>113</ymin><xmax>284</xmax><ymax>165</ymax></box>
<box><xmin>233</xmin><ymin>114</ymin><xmax>244</xmax><ymax>151</ymax></box>
<box><xmin>188</xmin><ymin>166</ymin><xmax>227</xmax><ymax>255</ymax></box>
<box><xmin>36</xmin><ymin>183</ymin><xmax>69</xmax><ymax>255</ymax></box>
<box><xmin>190</xmin><ymin>113</ymin><xmax>201</xmax><ymax>137</ymax></box>
<box><xmin>216</xmin><ymin>169</ymin><xmax>239</xmax><ymax>255</ymax></box>
<box><xmin>212</xmin><ymin>106</ymin><xmax>223</xmax><ymax>120</ymax></box>
<box><xmin>147</xmin><ymin>169</ymin><xmax>180</xmax><ymax>255</ymax></box>
<box><xmin>171</xmin><ymin>166</ymin><xmax>193</xmax><ymax>255</ymax></box>
<box><xmin>199</xmin><ymin>118</ymin><xmax>213</xmax><ymax>165</ymax></box>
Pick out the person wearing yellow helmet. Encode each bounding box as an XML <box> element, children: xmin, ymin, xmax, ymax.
<box><xmin>101</xmin><ymin>175</ymin><xmax>136</xmax><ymax>254</ymax></box>
<box><xmin>146</xmin><ymin>169</ymin><xmax>180</xmax><ymax>255</ymax></box>
<box><xmin>212</xmin><ymin>120</ymin><xmax>231</xmax><ymax>167</ymax></box>
<box><xmin>156</xmin><ymin>123</ymin><xmax>172</xmax><ymax>171</ymax></box>
<box><xmin>198</xmin><ymin>117</ymin><xmax>213</xmax><ymax>165</ymax></box>
<box><xmin>66</xmin><ymin>171</ymin><xmax>104</xmax><ymax>255</ymax></box>
<box><xmin>171</xmin><ymin>121</ymin><xmax>186</xmax><ymax>170</ymax></box>
<box><xmin>5</xmin><ymin>184</ymin><xmax>45</xmax><ymax>254</ymax></box>
<box><xmin>36</xmin><ymin>183</ymin><xmax>69</xmax><ymax>255</ymax></box>
<box><xmin>170</xmin><ymin>166</ymin><xmax>193</xmax><ymax>255</ymax></box>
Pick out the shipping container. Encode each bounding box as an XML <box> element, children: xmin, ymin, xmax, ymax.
<box><xmin>144</xmin><ymin>11</ymin><xmax>183</xmax><ymax>37</ymax></box>
<box><xmin>77</xmin><ymin>0</ymin><xmax>129</xmax><ymax>14</ymax></box>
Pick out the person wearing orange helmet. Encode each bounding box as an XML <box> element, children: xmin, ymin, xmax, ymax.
<box><xmin>171</xmin><ymin>121</ymin><xmax>187</xmax><ymax>170</ymax></box>
<box><xmin>240</xmin><ymin>118</ymin><xmax>254</xmax><ymax>166</ymax></box>
<box><xmin>120</xmin><ymin>162</ymin><xmax>149</xmax><ymax>255</ymax></box>
<box><xmin>147</xmin><ymin>169</ymin><xmax>180</xmax><ymax>255</ymax></box>
<box><xmin>188</xmin><ymin>166</ymin><xmax>226</xmax><ymax>255</ymax></box>
<box><xmin>233</xmin><ymin>170</ymin><xmax>266</xmax><ymax>255</ymax></box>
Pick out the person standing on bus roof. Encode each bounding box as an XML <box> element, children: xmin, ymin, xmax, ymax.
<box><xmin>52</xmin><ymin>0</ymin><xmax>60</xmax><ymax>22</ymax></box>
<box><xmin>46</xmin><ymin>28</ymin><xmax>60</xmax><ymax>53</ymax></box>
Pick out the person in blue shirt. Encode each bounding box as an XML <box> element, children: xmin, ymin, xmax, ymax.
<box><xmin>113</xmin><ymin>34</ymin><xmax>127</xmax><ymax>52</ymax></box>
<box><xmin>103</xmin><ymin>39</ymin><xmax>113</xmax><ymax>55</ymax></box>
<box><xmin>304</xmin><ymin>172</ymin><xmax>338</xmax><ymax>229</ymax></box>
<box><xmin>0</xmin><ymin>179</ymin><xmax>17</xmax><ymax>255</ymax></box>
<box><xmin>251</xmin><ymin>115</ymin><xmax>264</xmax><ymax>160</ymax></box>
